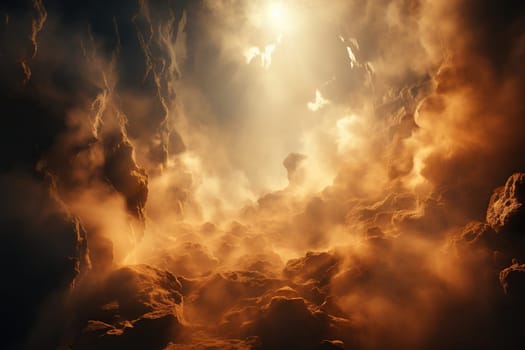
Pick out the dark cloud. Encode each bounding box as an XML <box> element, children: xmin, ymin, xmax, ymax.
<box><xmin>283</xmin><ymin>152</ymin><xmax>306</xmax><ymax>182</ymax></box>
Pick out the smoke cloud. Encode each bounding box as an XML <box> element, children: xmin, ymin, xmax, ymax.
<box><xmin>2</xmin><ymin>0</ymin><xmax>525</xmax><ymax>349</ymax></box>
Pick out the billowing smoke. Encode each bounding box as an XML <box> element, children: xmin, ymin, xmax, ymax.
<box><xmin>2</xmin><ymin>0</ymin><xmax>525</xmax><ymax>349</ymax></box>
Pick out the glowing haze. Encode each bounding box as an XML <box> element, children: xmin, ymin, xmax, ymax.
<box><xmin>2</xmin><ymin>0</ymin><xmax>525</xmax><ymax>349</ymax></box>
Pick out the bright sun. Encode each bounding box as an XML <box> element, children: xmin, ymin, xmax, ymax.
<box><xmin>267</xmin><ymin>2</ymin><xmax>287</xmax><ymax>29</ymax></box>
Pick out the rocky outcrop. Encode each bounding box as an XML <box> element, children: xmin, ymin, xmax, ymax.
<box><xmin>103</xmin><ymin>132</ymin><xmax>148</xmax><ymax>238</ymax></box>
<box><xmin>486</xmin><ymin>173</ymin><xmax>525</xmax><ymax>233</ymax></box>
<box><xmin>455</xmin><ymin>173</ymin><xmax>525</xmax><ymax>293</ymax></box>
<box><xmin>0</xmin><ymin>176</ymin><xmax>89</xmax><ymax>349</ymax></box>
<box><xmin>242</xmin><ymin>296</ymin><xmax>349</xmax><ymax>350</ymax></box>
<box><xmin>72</xmin><ymin>265</ymin><xmax>184</xmax><ymax>350</ymax></box>
<box><xmin>499</xmin><ymin>261</ymin><xmax>525</xmax><ymax>296</ymax></box>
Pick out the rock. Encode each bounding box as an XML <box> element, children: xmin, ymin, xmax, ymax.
<box><xmin>75</xmin><ymin>310</ymin><xmax>181</xmax><ymax>350</ymax></box>
<box><xmin>73</xmin><ymin>265</ymin><xmax>184</xmax><ymax>350</ymax></box>
<box><xmin>457</xmin><ymin>221</ymin><xmax>495</xmax><ymax>245</ymax></box>
<box><xmin>0</xmin><ymin>176</ymin><xmax>89</xmax><ymax>348</ymax></box>
<box><xmin>243</xmin><ymin>296</ymin><xmax>334</xmax><ymax>350</ymax></box>
<box><xmin>164</xmin><ymin>337</ymin><xmax>261</xmax><ymax>350</ymax></box>
<box><xmin>486</xmin><ymin>173</ymin><xmax>525</xmax><ymax>233</ymax></box>
<box><xmin>103</xmin><ymin>132</ymin><xmax>148</xmax><ymax>238</ymax></box>
<box><xmin>499</xmin><ymin>262</ymin><xmax>525</xmax><ymax>296</ymax></box>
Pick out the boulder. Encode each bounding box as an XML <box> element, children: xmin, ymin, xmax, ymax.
<box><xmin>73</xmin><ymin>265</ymin><xmax>184</xmax><ymax>350</ymax></box>
<box><xmin>486</xmin><ymin>173</ymin><xmax>525</xmax><ymax>233</ymax></box>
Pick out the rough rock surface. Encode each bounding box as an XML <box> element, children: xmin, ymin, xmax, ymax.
<box><xmin>486</xmin><ymin>173</ymin><xmax>525</xmax><ymax>233</ymax></box>
<box><xmin>165</xmin><ymin>338</ymin><xmax>261</xmax><ymax>350</ymax></box>
<box><xmin>455</xmin><ymin>173</ymin><xmax>525</xmax><ymax>304</ymax></box>
<box><xmin>499</xmin><ymin>262</ymin><xmax>525</xmax><ymax>296</ymax></box>
<box><xmin>242</xmin><ymin>296</ymin><xmax>348</xmax><ymax>350</ymax></box>
<box><xmin>72</xmin><ymin>265</ymin><xmax>184</xmax><ymax>350</ymax></box>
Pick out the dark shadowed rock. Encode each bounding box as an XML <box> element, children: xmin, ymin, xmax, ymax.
<box><xmin>499</xmin><ymin>262</ymin><xmax>525</xmax><ymax>296</ymax></box>
<box><xmin>482</xmin><ymin>173</ymin><xmax>525</xmax><ymax>263</ymax></box>
<box><xmin>165</xmin><ymin>337</ymin><xmax>261</xmax><ymax>350</ymax></box>
<box><xmin>75</xmin><ymin>310</ymin><xmax>181</xmax><ymax>350</ymax></box>
<box><xmin>73</xmin><ymin>264</ymin><xmax>184</xmax><ymax>349</ymax></box>
<box><xmin>243</xmin><ymin>296</ymin><xmax>345</xmax><ymax>350</ymax></box>
<box><xmin>487</xmin><ymin>173</ymin><xmax>525</xmax><ymax>233</ymax></box>
<box><xmin>0</xmin><ymin>176</ymin><xmax>89</xmax><ymax>349</ymax></box>
<box><xmin>103</xmin><ymin>132</ymin><xmax>148</xmax><ymax>238</ymax></box>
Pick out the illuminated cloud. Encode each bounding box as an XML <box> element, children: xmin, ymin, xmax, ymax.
<box><xmin>346</xmin><ymin>46</ymin><xmax>357</xmax><ymax>68</ymax></box>
<box><xmin>244</xmin><ymin>43</ymin><xmax>278</xmax><ymax>69</ymax></box>
<box><xmin>307</xmin><ymin>89</ymin><xmax>329</xmax><ymax>111</ymax></box>
<box><xmin>335</xmin><ymin>114</ymin><xmax>363</xmax><ymax>152</ymax></box>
